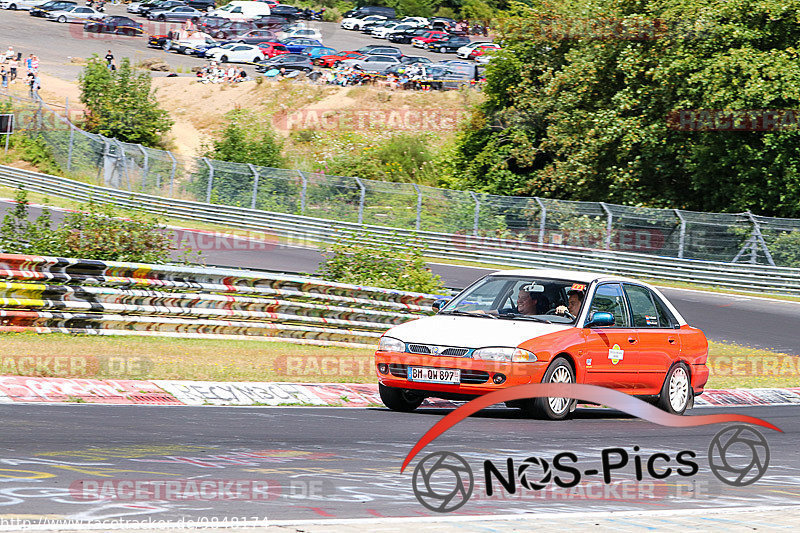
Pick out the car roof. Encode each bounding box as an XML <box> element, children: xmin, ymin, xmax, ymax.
<box><xmin>489</xmin><ymin>268</ymin><xmax>641</xmax><ymax>285</ymax></box>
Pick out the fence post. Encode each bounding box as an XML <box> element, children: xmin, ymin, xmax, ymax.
<box><xmin>353</xmin><ymin>177</ymin><xmax>365</xmax><ymax>224</ymax></box>
<box><xmin>534</xmin><ymin>197</ymin><xmax>547</xmax><ymax>245</ymax></box>
<box><xmin>469</xmin><ymin>191</ymin><xmax>480</xmax><ymax>236</ymax></box>
<box><xmin>138</xmin><ymin>145</ymin><xmax>149</xmax><ymax>190</ymax></box>
<box><xmin>248</xmin><ymin>163</ymin><xmax>259</xmax><ymax>210</ymax></box>
<box><xmin>203</xmin><ymin>157</ymin><xmax>214</xmax><ymax>203</ymax></box>
<box><xmin>167</xmin><ymin>150</ymin><xmax>177</xmax><ymax>197</ymax></box>
<box><xmin>66</xmin><ymin>123</ymin><xmax>75</xmax><ymax>172</ymax></box>
<box><xmin>115</xmin><ymin>140</ymin><xmax>132</xmax><ymax>192</ymax></box>
<box><xmin>746</xmin><ymin>211</ymin><xmax>776</xmax><ymax>266</ymax></box>
<box><xmin>412</xmin><ymin>183</ymin><xmax>422</xmax><ymax>231</ymax></box>
<box><xmin>296</xmin><ymin>170</ymin><xmax>307</xmax><ymax>213</ymax></box>
<box><xmin>674</xmin><ymin>209</ymin><xmax>686</xmax><ymax>259</ymax></box>
<box><xmin>599</xmin><ymin>202</ymin><xmax>613</xmax><ymax>250</ymax></box>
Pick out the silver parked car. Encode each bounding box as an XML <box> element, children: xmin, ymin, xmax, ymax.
<box><xmin>341</xmin><ymin>54</ymin><xmax>401</xmax><ymax>72</ymax></box>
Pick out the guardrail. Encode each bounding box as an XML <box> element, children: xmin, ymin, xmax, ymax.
<box><xmin>0</xmin><ymin>253</ymin><xmax>436</xmax><ymax>347</ymax></box>
<box><xmin>2</xmin><ymin>165</ymin><xmax>800</xmax><ymax>296</ymax></box>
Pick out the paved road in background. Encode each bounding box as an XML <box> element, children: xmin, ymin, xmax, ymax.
<box><xmin>0</xmin><ymin>403</ymin><xmax>795</xmax><ymax>521</ymax></box>
<box><xmin>2</xmin><ymin>198</ymin><xmax>799</xmax><ymax>354</ymax></box>
<box><xmin>0</xmin><ymin>5</ymin><xmax>449</xmax><ymax>81</ymax></box>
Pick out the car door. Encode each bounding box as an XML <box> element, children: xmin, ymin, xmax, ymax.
<box><xmin>580</xmin><ymin>282</ymin><xmax>640</xmax><ymax>390</ymax></box>
<box><xmin>622</xmin><ymin>283</ymin><xmax>682</xmax><ymax>394</ymax></box>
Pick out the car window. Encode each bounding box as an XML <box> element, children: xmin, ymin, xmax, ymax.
<box><xmin>652</xmin><ymin>293</ymin><xmax>678</xmax><ymax>328</ymax></box>
<box><xmin>589</xmin><ymin>283</ymin><xmax>630</xmax><ymax>327</ymax></box>
<box><xmin>230</xmin><ymin>7</ymin><xmax>242</xmax><ymax>13</ymax></box>
<box><xmin>623</xmin><ymin>284</ymin><xmax>660</xmax><ymax>328</ymax></box>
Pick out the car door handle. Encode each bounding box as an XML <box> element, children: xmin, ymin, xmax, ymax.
<box><xmin>628</xmin><ymin>337</ymin><xmax>637</xmax><ymax>344</ymax></box>
<box><xmin>668</xmin><ymin>337</ymin><xmax>677</xmax><ymax>344</ymax></box>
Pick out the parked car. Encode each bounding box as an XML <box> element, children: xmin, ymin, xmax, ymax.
<box><xmin>83</xmin><ymin>16</ymin><xmax>144</xmax><ymax>35</ymax></box>
<box><xmin>314</xmin><ymin>50</ymin><xmax>364</xmax><ymax>68</ymax></box>
<box><xmin>139</xmin><ymin>0</ymin><xmax>183</xmax><ymax>16</ymax></box>
<box><xmin>165</xmin><ymin>31</ymin><xmax>218</xmax><ymax>54</ymax></box>
<box><xmin>184</xmin><ymin>0</ymin><xmax>215</xmax><ymax>12</ymax></box>
<box><xmin>210</xmin><ymin>0</ymin><xmax>271</xmax><ymax>21</ymax></box>
<box><xmin>399</xmin><ymin>55</ymin><xmax>432</xmax><ymax>65</ymax></box>
<box><xmin>341</xmin><ymin>54</ymin><xmax>401</xmax><ymax>72</ymax></box>
<box><xmin>1</xmin><ymin>0</ymin><xmax>48</xmax><ymax>11</ymax></box>
<box><xmin>387</xmin><ymin>27</ymin><xmax>430</xmax><ymax>44</ymax></box>
<box><xmin>256</xmin><ymin>41</ymin><xmax>289</xmax><ymax>58</ymax></box>
<box><xmin>148</xmin><ymin>6</ymin><xmax>203</xmax><ymax>22</ymax></box>
<box><xmin>29</xmin><ymin>0</ymin><xmax>74</xmax><ymax>17</ymax></box>
<box><xmin>280</xmin><ymin>37</ymin><xmax>322</xmax><ymax>54</ymax></box>
<box><xmin>342</xmin><ymin>5</ymin><xmax>395</xmax><ymax>20</ymax></box>
<box><xmin>370</xmin><ymin>21</ymin><xmax>403</xmax><ymax>38</ymax></box>
<box><xmin>363</xmin><ymin>46</ymin><xmax>403</xmax><ymax>58</ymax></box>
<box><xmin>251</xmin><ymin>14</ymin><xmax>290</xmax><ymax>29</ymax></box>
<box><xmin>268</xmin><ymin>4</ymin><xmax>302</xmax><ymax>20</ymax></box>
<box><xmin>278</xmin><ymin>27</ymin><xmax>322</xmax><ymax>41</ymax></box>
<box><xmin>255</xmin><ymin>53</ymin><xmax>313</xmax><ymax>73</ymax></box>
<box><xmin>226</xmin><ymin>28</ymin><xmax>277</xmax><ymax>44</ymax></box>
<box><xmin>341</xmin><ymin>14</ymin><xmax>386</xmax><ymax>30</ymax></box>
<box><xmin>126</xmin><ymin>1</ymin><xmax>142</xmax><ymax>13</ymax></box>
<box><xmin>196</xmin><ymin>15</ymin><xmax>229</xmax><ymax>33</ymax></box>
<box><xmin>204</xmin><ymin>42</ymin><xmax>265</xmax><ymax>63</ymax></box>
<box><xmin>46</xmin><ymin>5</ymin><xmax>104</xmax><ymax>23</ymax></box>
<box><xmin>304</xmin><ymin>46</ymin><xmax>337</xmax><ymax>60</ymax></box>
<box><xmin>411</xmin><ymin>30</ymin><xmax>449</xmax><ymax>48</ymax></box>
<box><xmin>211</xmin><ymin>21</ymin><xmax>260</xmax><ymax>39</ymax></box>
<box><xmin>456</xmin><ymin>41</ymin><xmax>499</xmax><ymax>59</ymax></box>
<box><xmin>375</xmin><ymin>269</ymin><xmax>709</xmax><ymax>419</ymax></box>
<box><xmin>427</xmin><ymin>35</ymin><xmax>471</xmax><ymax>53</ymax></box>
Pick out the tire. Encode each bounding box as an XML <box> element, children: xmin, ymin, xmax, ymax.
<box><xmin>303</xmin><ymin>67</ymin><xmax>311</xmax><ymax>73</ymax></box>
<box><xmin>219</xmin><ymin>55</ymin><xmax>228</xmax><ymax>63</ymax></box>
<box><xmin>57</xmin><ymin>15</ymin><xmax>66</xmax><ymax>23</ymax></box>
<box><xmin>157</xmin><ymin>14</ymin><xmax>165</xmax><ymax>21</ymax></box>
<box><xmin>332</xmin><ymin>60</ymin><xmax>341</xmax><ymax>67</ymax></box>
<box><xmin>9</xmin><ymin>4</ymin><xmax>16</xmax><ymax>10</ymax></box>
<box><xmin>657</xmin><ymin>363</ymin><xmax>691</xmax><ymax>415</ymax></box>
<box><xmin>379</xmin><ymin>383</ymin><xmax>424</xmax><ymax>412</ymax></box>
<box><xmin>206</xmin><ymin>5</ymin><xmax>214</xmax><ymax>12</ymax></box>
<box><xmin>439</xmin><ymin>46</ymin><xmax>447</xmax><ymax>53</ymax></box>
<box><xmin>253</xmin><ymin>57</ymin><xmax>261</xmax><ymax>63</ymax></box>
<box><xmin>520</xmin><ymin>357</ymin><xmax>576</xmax><ymax>420</ymax></box>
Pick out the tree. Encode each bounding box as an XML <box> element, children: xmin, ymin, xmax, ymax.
<box><xmin>79</xmin><ymin>56</ymin><xmax>173</xmax><ymax>147</ymax></box>
<box><xmin>453</xmin><ymin>0</ymin><xmax>800</xmax><ymax>217</ymax></box>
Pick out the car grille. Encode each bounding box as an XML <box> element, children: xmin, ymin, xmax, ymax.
<box><xmin>388</xmin><ymin>364</ymin><xmax>490</xmax><ymax>384</ymax></box>
<box><xmin>407</xmin><ymin>344</ymin><xmax>470</xmax><ymax>357</ymax></box>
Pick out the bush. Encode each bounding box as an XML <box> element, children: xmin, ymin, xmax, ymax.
<box><xmin>768</xmin><ymin>231</ymin><xmax>800</xmax><ymax>267</ymax></box>
<box><xmin>79</xmin><ymin>56</ymin><xmax>173</xmax><ymax>147</ymax></box>
<box><xmin>322</xmin><ymin>134</ymin><xmax>440</xmax><ymax>183</ymax></box>
<box><xmin>319</xmin><ymin>230</ymin><xmax>446</xmax><ymax>294</ymax></box>
<box><xmin>0</xmin><ymin>188</ymin><xmax>177</xmax><ymax>264</ymax></box>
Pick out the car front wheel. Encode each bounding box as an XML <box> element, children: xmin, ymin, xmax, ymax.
<box><xmin>57</xmin><ymin>15</ymin><xmax>66</xmax><ymax>23</ymax></box>
<box><xmin>521</xmin><ymin>357</ymin><xmax>576</xmax><ymax>420</ymax></box>
<box><xmin>219</xmin><ymin>55</ymin><xmax>228</xmax><ymax>63</ymax></box>
<box><xmin>657</xmin><ymin>363</ymin><xmax>691</xmax><ymax>415</ymax></box>
<box><xmin>379</xmin><ymin>383</ymin><xmax>424</xmax><ymax>412</ymax></box>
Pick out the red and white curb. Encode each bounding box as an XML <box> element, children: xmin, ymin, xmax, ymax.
<box><xmin>0</xmin><ymin>376</ymin><xmax>799</xmax><ymax>408</ymax></box>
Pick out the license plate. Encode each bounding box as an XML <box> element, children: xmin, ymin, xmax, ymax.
<box><xmin>407</xmin><ymin>367</ymin><xmax>460</xmax><ymax>384</ymax></box>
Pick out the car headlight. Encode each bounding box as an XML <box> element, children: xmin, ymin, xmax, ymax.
<box><xmin>378</xmin><ymin>336</ymin><xmax>405</xmax><ymax>352</ymax></box>
<box><xmin>472</xmin><ymin>347</ymin><xmax>537</xmax><ymax>362</ymax></box>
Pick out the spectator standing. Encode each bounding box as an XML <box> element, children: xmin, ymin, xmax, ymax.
<box><xmin>8</xmin><ymin>56</ymin><xmax>18</xmax><ymax>82</ymax></box>
<box><xmin>30</xmin><ymin>54</ymin><xmax>39</xmax><ymax>73</ymax></box>
<box><xmin>105</xmin><ymin>50</ymin><xmax>114</xmax><ymax>69</ymax></box>
<box><xmin>1</xmin><ymin>66</ymin><xmax>7</xmax><ymax>90</ymax></box>
<box><xmin>4</xmin><ymin>47</ymin><xmax>13</xmax><ymax>62</ymax></box>
<box><xmin>25</xmin><ymin>54</ymin><xmax>32</xmax><ymax>72</ymax></box>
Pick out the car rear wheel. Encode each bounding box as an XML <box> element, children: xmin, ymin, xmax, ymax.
<box><xmin>521</xmin><ymin>357</ymin><xmax>576</xmax><ymax>420</ymax></box>
<box><xmin>57</xmin><ymin>15</ymin><xmax>66</xmax><ymax>23</ymax></box>
<box><xmin>157</xmin><ymin>14</ymin><xmax>165</xmax><ymax>21</ymax></box>
<box><xmin>379</xmin><ymin>383</ymin><xmax>424</xmax><ymax>412</ymax></box>
<box><xmin>439</xmin><ymin>46</ymin><xmax>447</xmax><ymax>53</ymax></box>
<box><xmin>657</xmin><ymin>363</ymin><xmax>691</xmax><ymax>415</ymax></box>
<box><xmin>219</xmin><ymin>55</ymin><xmax>228</xmax><ymax>63</ymax></box>
<box><xmin>9</xmin><ymin>4</ymin><xmax>17</xmax><ymax>10</ymax></box>
<box><xmin>253</xmin><ymin>57</ymin><xmax>261</xmax><ymax>63</ymax></box>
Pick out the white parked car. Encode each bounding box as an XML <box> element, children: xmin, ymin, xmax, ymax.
<box><xmin>399</xmin><ymin>17</ymin><xmax>428</xmax><ymax>26</ymax></box>
<box><xmin>1</xmin><ymin>0</ymin><xmax>47</xmax><ymax>10</ymax></box>
<box><xmin>341</xmin><ymin>14</ymin><xmax>385</xmax><ymax>30</ymax></box>
<box><xmin>205</xmin><ymin>43</ymin><xmax>265</xmax><ymax>63</ymax></box>
<box><xmin>46</xmin><ymin>5</ymin><xmax>104</xmax><ymax>22</ymax></box>
<box><xmin>456</xmin><ymin>41</ymin><xmax>499</xmax><ymax>59</ymax></box>
<box><xmin>278</xmin><ymin>27</ymin><xmax>322</xmax><ymax>41</ymax></box>
<box><xmin>126</xmin><ymin>1</ymin><xmax>141</xmax><ymax>13</ymax></box>
<box><xmin>210</xmin><ymin>0</ymin><xmax>271</xmax><ymax>21</ymax></box>
<box><xmin>371</xmin><ymin>22</ymin><xmax>401</xmax><ymax>39</ymax></box>
<box><xmin>384</xmin><ymin>23</ymin><xmax>419</xmax><ymax>37</ymax></box>
<box><xmin>342</xmin><ymin>54</ymin><xmax>400</xmax><ymax>72</ymax></box>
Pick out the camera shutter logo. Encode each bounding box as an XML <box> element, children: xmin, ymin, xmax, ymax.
<box><xmin>518</xmin><ymin>456</ymin><xmax>552</xmax><ymax>490</ymax></box>
<box><xmin>412</xmin><ymin>451</ymin><xmax>473</xmax><ymax>512</ymax></box>
<box><xmin>708</xmin><ymin>425</ymin><xmax>770</xmax><ymax>486</ymax></box>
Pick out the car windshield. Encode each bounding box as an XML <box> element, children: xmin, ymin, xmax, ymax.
<box><xmin>441</xmin><ymin>275</ymin><xmax>588</xmax><ymax>324</ymax></box>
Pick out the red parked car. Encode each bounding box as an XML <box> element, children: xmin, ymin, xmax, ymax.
<box><xmin>411</xmin><ymin>30</ymin><xmax>448</xmax><ymax>48</ymax></box>
<box><xmin>315</xmin><ymin>50</ymin><xmax>365</xmax><ymax>67</ymax></box>
<box><xmin>257</xmin><ymin>41</ymin><xmax>289</xmax><ymax>58</ymax></box>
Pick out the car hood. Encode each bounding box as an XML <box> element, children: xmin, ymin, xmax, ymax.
<box><xmin>384</xmin><ymin>315</ymin><xmax>572</xmax><ymax>348</ymax></box>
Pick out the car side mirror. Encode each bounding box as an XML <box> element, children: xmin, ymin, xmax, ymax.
<box><xmin>585</xmin><ymin>311</ymin><xmax>614</xmax><ymax>328</ymax></box>
<box><xmin>431</xmin><ymin>298</ymin><xmax>451</xmax><ymax>313</ymax></box>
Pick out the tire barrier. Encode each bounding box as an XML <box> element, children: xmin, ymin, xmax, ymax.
<box><xmin>0</xmin><ymin>254</ymin><xmax>437</xmax><ymax>347</ymax></box>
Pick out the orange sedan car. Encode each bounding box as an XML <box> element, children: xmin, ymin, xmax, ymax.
<box><xmin>375</xmin><ymin>269</ymin><xmax>709</xmax><ymax>420</ymax></box>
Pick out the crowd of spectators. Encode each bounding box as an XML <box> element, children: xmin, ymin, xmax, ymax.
<box><xmin>0</xmin><ymin>46</ymin><xmax>41</xmax><ymax>98</ymax></box>
<box><xmin>196</xmin><ymin>62</ymin><xmax>251</xmax><ymax>84</ymax></box>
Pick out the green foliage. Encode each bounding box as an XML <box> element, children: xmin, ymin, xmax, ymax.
<box><xmin>0</xmin><ymin>188</ymin><xmax>176</xmax><ymax>263</ymax></box>
<box><xmin>453</xmin><ymin>0</ymin><xmax>800</xmax><ymax>217</ymax></box>
<box><xmin>319</xmin><ymin>230</ymin><xmax>446</xmax><ymax>294</ymax></box>
<box><xmin>767</xmin><ymin>231</ymin><xmax>800</xmax><ymax>267</ymax></box>
<box><xmin>206</xmin><ymin>109</ymin><xmax>284</xmax><ymax>167</ymax></box>
<box><xmin>79</xmin><ymin>56</ymin><xmax>173</xmax><ymax>147</ymax></box>
<box><xmin>9</xmin><ymin>135</ymin><xmax>62</xmax><ymax>176</ymax></box>
<box><xmin>322</xmin><ymin>133</ymin><xmax>440</xmax><ymax>183</ymax></box>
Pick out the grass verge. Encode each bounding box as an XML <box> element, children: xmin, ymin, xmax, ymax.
<box><xmin>1</xmin><ymin>332</ymin><xmax>798</xmax><ymax>389</ymax></box>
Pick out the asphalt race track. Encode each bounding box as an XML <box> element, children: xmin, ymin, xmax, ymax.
<box><xmin>2</xmin><ymin>198</ymin><xmax>799</xmax><ymax>354</ymax></box>
<box><xmin>0</xmin><ymin>403</ymin><xmax>796</xmax><ymax>521</ymax></box>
